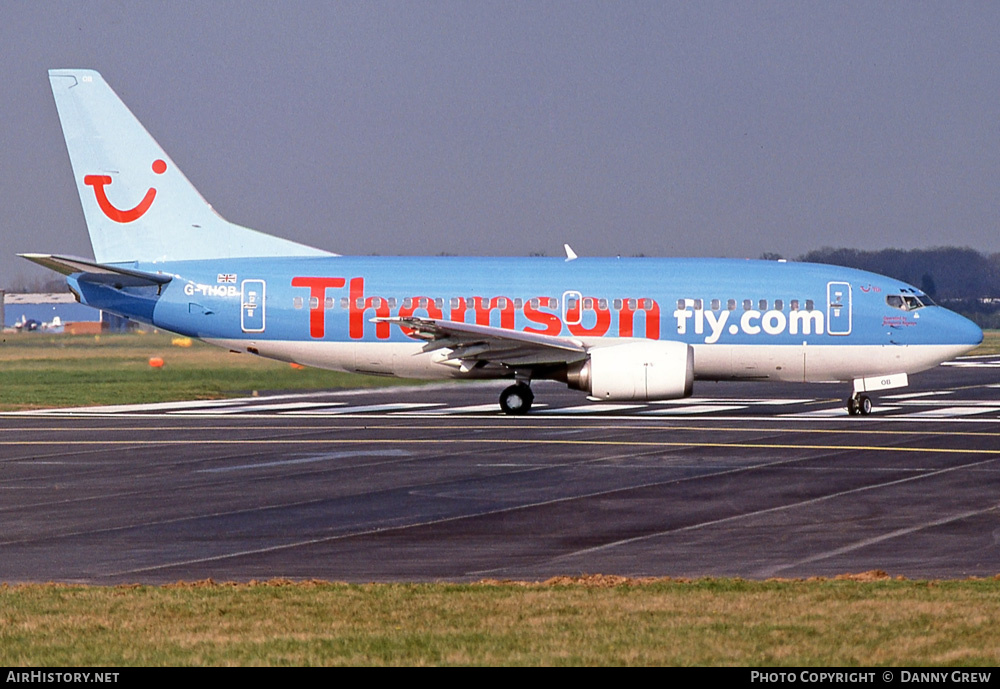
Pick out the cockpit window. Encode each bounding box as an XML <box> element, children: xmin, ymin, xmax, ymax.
<box><xmin>886</xmin><ymin>294</ymin><xmax>926</xmax><ymax>311</ymax></box>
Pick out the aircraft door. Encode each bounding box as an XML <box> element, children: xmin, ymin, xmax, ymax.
<box><xmin>241</xmin><ymin>279</ymin><xmax>266</xmax><ymax>333</ymax></box>
<box><xmin>562</xmin><ymin>290</ymin><xmax>583</xmax><ymax>325</ymax></box>
<box><xmin>826</xmin><ymin>281</ymin><xmax>851</xmax><ymax>335</ymax></box>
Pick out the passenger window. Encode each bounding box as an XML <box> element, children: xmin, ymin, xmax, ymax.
<box><xmin>727</xmin><ymin>299</ymin><xmax>736</xmax><ymax>311</ymax></box>
<box><xmin>805</xmin><ymin>299</ymin><xmax>814</xmax><ymax>310</ymax></box>
<box><xmin>743</xmin><ymin>299</ymin><xmax>752</xmax><ymax>311</ymax></box>
<box><xmin>774</xmin><ymin>299</ymin><xmax>783</xmax><ymax>311</ymax></box>
<box><xmin>758</xmin><ymin>299</ymin><xmax>767</xmax><ymax>311</ymax></box>
<box><xmin>711</xmin><ymin>299</ymin><xmax>720</xmax><ymax>311</ymax></box>
<box><xmin>293</xmin><ymin>296</ymin><xmax>304</xmax><ymax>310</ymax></box>
<box><xmin>693</xmin><ymin>299</ymin><xmax>703</xmax><ymax>310</ymax></box>
<box><xmin>309</xmin><ymin>297</ymin><xmax>319</xmax><ymax>310</ymax></box>
<box><xmin>790</xmin><ymin>299</ymin><xmax>799</xmax><ymax>311</ymax></box>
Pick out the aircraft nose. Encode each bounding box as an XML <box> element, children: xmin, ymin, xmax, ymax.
<box><xmin>946</xmin><ymin>309</ymin><xmax>983</xmax><ymax>348</ymax></box>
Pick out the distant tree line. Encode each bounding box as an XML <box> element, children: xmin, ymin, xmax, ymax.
<box><xmin>3</xmin><ymin>275</ymin><xmax>69</xmax><ymax>294</ymax></box>
<box><xmin>793</xmin><ymin>247</ymin><xmax>1000</xmax><ymax>329</ymax></box>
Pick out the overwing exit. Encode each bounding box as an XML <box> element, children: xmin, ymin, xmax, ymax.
<box><xmin>24</xmin><ymin>70</ymin><xmax>984</xmax><ymax>415</ymax></box>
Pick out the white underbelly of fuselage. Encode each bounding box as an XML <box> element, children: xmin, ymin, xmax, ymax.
<box><xmin>692</xmin><ymin>343</ymin><xmax>969</xmax><ymax>382</ymax></box>
<box><xmin>206</xmin><ymin>338</ymin><xmax>968</xmax><ymax>384</ymax></box>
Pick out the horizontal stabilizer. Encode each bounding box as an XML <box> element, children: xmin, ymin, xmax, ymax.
<box><xmin>19</xmin><ymin>253</ymin><xmax>173</xmax><ymax>287</ymax></box>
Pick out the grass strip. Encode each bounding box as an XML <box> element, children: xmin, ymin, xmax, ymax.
<box><xmin>0</xmin><ymin>332</ymin><xmax>405</xmax><ymax>410</ymax></box>
<box><xmin>2</xmin><ymin>575</ymin><xmax>999</xmax><ymax>666</ymax></box>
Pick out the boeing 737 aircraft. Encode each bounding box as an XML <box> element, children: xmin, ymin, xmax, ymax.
<box><xmin>24</xmin><ymin>69</ymin><xmax>983</xmax><ymax>415</ymax></box>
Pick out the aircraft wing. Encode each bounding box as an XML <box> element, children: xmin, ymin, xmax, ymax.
<box><xmin>379</xmin><ymin>316</ymin><xmax>589</xmax><ymax>367</ymax></box>
<box><xmin>20</xmin><ymin>254</ymin><xmax>173</xmax><ymax>287</ymax></box>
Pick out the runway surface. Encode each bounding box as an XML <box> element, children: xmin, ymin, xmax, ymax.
<box><xmin>3</xmin><ymin>355</ymin><xmax>1000</xmax><ymax>584</ymax></box>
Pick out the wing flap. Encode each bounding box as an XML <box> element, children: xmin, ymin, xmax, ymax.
<box><xmin>378</xmin><ymin>316</ymin><xmax>588</xmax><ymax>368</ymax></box>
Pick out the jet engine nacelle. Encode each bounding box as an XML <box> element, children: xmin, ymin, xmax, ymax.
<box><xmin>566</xmin><ymin>340</ymin><xmax>694</xmax><ymax>401</ymax></box>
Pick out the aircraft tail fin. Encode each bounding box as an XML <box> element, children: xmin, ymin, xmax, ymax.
<box><xmin>47</xmin><ymin>69</ymin><xmax>332</xmax><ymax>264</ymax></box>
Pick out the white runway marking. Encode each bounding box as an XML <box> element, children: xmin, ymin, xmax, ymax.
<box><xmin>12</xmin><ymin>398</ymin><xmax>254</xmax><ymax>415</ymax></box>
<box><xmin>535</xmin><ymin>404</ymin><xmax>646</xmax><ymax>414</ymax></box>
<box><xmin>942</xmin><ymin>360</ymin><xmax>1000</xmax><ymax>368</ymax></box>
<box><xmin>401</xmin><ymin>404</ymin><xmax>506</xmax><ymax>415</ymax></box>
<box><xmin>198</xmin><ymin>449</ymin><xmax>411</xmax><ymax>473</ymax></box>
<box><xmin>883</xmin><ymin>390</ymin><xmax>954</xmax><ymax>399</ymax></box>
<box><xmin>171</xmin><ymin>401</ymin><xmax>347</xmax><ymax>414</ymax></box>
<box><xmin>535</xmin><ymin>455</ymin><xmax>1000</xmax><ymax>571</ymax></box>
<box><xmin>650</xmin><ymin>397</ymin><xmax>809</xmax><ymax>406</ymax></box>
<box><xmin>905</xmin><ymin>406</ymin><xmax>1000</xmax><ymax>418</ymax></box>
<box><xmin>6</xmin><ymin>391</ymin><xmax>1000</xmax><ymax>421</ymax></box>
<box><xmin>784</xmin><ymin>406</ymin><xmax>900</xmax><ymax>417</ymax></box>
<box><xmin>641</xmin><ymin>405</ymin><xmax>748</xmax><ymax>415</ymax></box>
<box><xmin>893</xmin><ymin>399</ymin><xmax>1000</xmax><ymax>406</ymax></box>
<box><xmin>3</xmin><ymin>391</ymin><xmax>353</xmax><ymax>415</ymax></box>
<box><xmin>283</xmin><ymin>402</ymin><xmax>443</xmax><ymax>415</ymax></box>
<box><xmin>760</xmin><ymin>504</ymin><xmax>1000</xmax><ymax>577</ymax></box>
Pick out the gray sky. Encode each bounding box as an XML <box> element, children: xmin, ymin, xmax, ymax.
<box><xmin>4</xmin><ymin>1</ymin><xmax>999</xmax><ymax>288</ymax></box>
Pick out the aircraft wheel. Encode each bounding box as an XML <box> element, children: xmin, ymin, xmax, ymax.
<box><xmin>858</xmin><ymin>395</ymin><xmax>873</xmax><ymax>416</ymax></box>
<box><xmin>847</xmin><ymin>397</ymin><xmax>859</xmax><ymax>415</ymax></box>
<box><xmin>499</xmin><ymin>384</ymin><xmax>534</xmax><ymax>415</ymax></box>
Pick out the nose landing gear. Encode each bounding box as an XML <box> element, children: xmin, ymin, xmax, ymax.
<box><xmin>847</xmin><ymin>393</ymin><xmax>873</xmax><ymax>416</ymax></box>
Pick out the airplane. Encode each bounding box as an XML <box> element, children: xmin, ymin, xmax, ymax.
<box><xmin>23</xmin><ymin>69</ymin><xmax>983</xmax><ymax>416</ymax></box>
<box><xmin>14</xmin><ymin>315</ymin><xmax>41</xmax><ymax>332</ymax></box>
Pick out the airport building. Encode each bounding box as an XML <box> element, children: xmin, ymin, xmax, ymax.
<box><xmin>1</xmin><ymin>291</ymin><xmax>127</xmax><ymax>333</ymax></box>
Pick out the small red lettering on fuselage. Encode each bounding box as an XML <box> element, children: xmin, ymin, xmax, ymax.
<box><xmin>290</xmin><ymin>276</ymin><xmax>660</xmax><ymax>341</ymax></box>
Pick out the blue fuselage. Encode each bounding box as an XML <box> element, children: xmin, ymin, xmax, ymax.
<box><xmin>68</xmin><ymin>255</ymin><xmax>982</xmax><ymax>382</ymax></box>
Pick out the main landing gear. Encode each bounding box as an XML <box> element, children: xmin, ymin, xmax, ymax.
<box><xmin>499</xmin><ymin>383</ymin><xmax>534</xmax><ymax>415</ymax></box>
<box><xmin>847</xmin><ymin>393</ymin><xmax>873</xmax><ymax>416</ymax></box>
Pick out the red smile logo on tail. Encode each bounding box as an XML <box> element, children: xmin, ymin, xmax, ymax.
<box><xmin>84</xmin><ymin>159</ymin><xmax>166</xmax><ymax>223</ymax></box>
